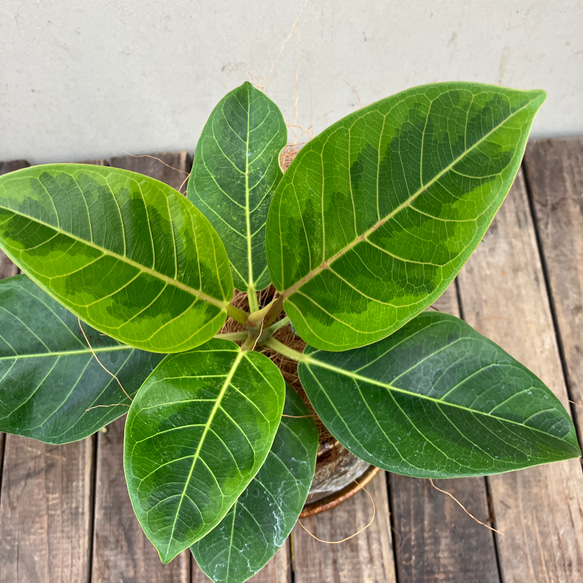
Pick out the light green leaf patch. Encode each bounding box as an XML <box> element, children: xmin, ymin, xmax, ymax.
<box><xmin>267</xmin><ymin>83</ymin><xmax>546</xmax><ymax>350</ymax></box>
<box><xmin>0</xmin><ymin>164</ymin><xmax>234</xmax><ymax>353</ymax></box>
<box><xmin>124</xmin><ymin>339</ymin><xmax>286</xmax><ymax>563</ymax></box>
<box><xmin>0</xmin><ymin>274</ymin><xmax>164</xmax><ymax>444</ymax></box>
<box><xmin>189</xmin><ymin>82</ymin><xmax>287</xmax><ymax>294</ymax></box>
<box><xmin>299</xmin><ymin>312</ymin><xmax>580</xmax><ymax>478</ymax></box>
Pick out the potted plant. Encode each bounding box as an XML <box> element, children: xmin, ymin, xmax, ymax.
<box><xmin>0</xmin><ymin>81</ymin><xmax>578</xmax><ymax>583</ymax></box>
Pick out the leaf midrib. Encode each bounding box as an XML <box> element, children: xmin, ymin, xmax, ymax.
<box><xmin>164</xmin><ymin>347</ymin><xmax>246</xmax><ymax>560</ymax></box>
<box><xmin>0</xmin><ymin>344</ymin><xmax>131</xmax><ymax>361</ymax></box>
<box><xmin>0</xmin><ymin>205</ymin><xmax>229</xmax><ymax>311</ymax></box>
<box><xmin>245</xmin><ymin>87</ymin><xmax>254</xmax><ymax>290</ymax></box>
<box><xmin>282</xmin><ymin>97</ymin><xmax>537</xmax><ymax>298</ymax></box>
<box><xmin>303</xmin><ymin>352</ymin><xmax>570</xmax><ymax>441</ymax></box>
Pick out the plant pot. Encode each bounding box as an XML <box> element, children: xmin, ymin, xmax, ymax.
<box><xmin>300</xmin><ymin>438</ymin><xmax>380</xmax><ymax>517</ymax></box>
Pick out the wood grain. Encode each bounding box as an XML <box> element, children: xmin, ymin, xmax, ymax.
<box><xmin>110</xmin><ymin>151</ymin><xmax>190</xmax><ymax>193</ymax></box>
<box><xmin>457</xmin><ymin>169</ymin><xmax>583</xmax><ymax>582</ymax></box>
<box><xmin>523</xmin><ymin>137</ymin><xmax>583</xmax><ymax>440</ymax></box>
<box><xmin>0</xmin><ymin>160</ymin><xmax>30</xmax><ymax>175</ymax></box>
<box><xmin>0</xmin><ymin>161</ymin><xmax>94</xmax><ymax>583</ymax></box>
<box><xmin>0</xmin><ymin>436</ymin><xmax>94</xmax><ymax>583</ymax></box>
<box><xmin>292</xmin><ymin>472</ymin><xmax>396</xmax><ymax>583</ymax></box>
<box><xmin>390</xmin><ymin>285</ymin><xmax>500</xmax><ymax>583</ymax></box>
<box><xmin>92</xmin><ymin>418</ymin><xmax>190</xmax><ymax>582</ymax></box>
<box><xmin>90</xmin><ymin>153</ymin><xmax>192</xmax><ymax>582</ymax></box>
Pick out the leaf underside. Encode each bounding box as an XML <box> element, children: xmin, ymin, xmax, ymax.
<box><xmin>124</xmin><ymin>339</ymin><xmax>286</xmax><ymax>563</ymax></box>
<box><xmin>188</xmin><ymin>81</ymin><xmax>287</xmax><ymax>292</ymax></box>
<box><xmin>191</xmin><ymin>384</ymin><xmax>318</xmax><ymax>583</ymax></box>
<box><xmin>0</xmin><ymin>274</ymin><xmax>164</xmax><ymax>443</ymax></box>
<box><xmin>0</xmin><ymin>164</ymin><xmax>233</xmax><ymax>353</ymax></box>
<box><xmin>299</xmin><ymin>312</ymin><xmax>580</xmax><ymax>478</ymax></box>
<box><xmin>267</xmin><ymin>83</ymin><xmax>546</xmax><ymax>351</ymax></box>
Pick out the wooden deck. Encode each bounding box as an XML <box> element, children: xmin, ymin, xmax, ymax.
<box><xmin>1</xmin><ymin>137</ymin><xmax>582</xmax><ymax>582</ymax></box>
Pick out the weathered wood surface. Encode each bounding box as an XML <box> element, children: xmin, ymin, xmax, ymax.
<box><xmin>1</xmin><ymin>140</ymin><xmax>582</xmax><ymax>582</ymax></box>
<box><xmin>524</xmin><ymin>138</ymin><xmax>583</xmax><ymax>441</ymax></box>
<box><xmin>0</xmin><ymin>437</ymin><xmax>94</xmax><ymax>583</ymax></box>
<box><xmin>110</xmin><ymin>151</ymin><xmax>191</xmax><ymax>193</ymax></box>
<box><xmin>390</xmin><ymin>286</ymin><xmax>500</xmax><ymax>583</ymax></box>
<box><xmin>292</xmin><ymin>472</ymin><xmax>396</xmax><ymax>583</ymax></box>
<box><xmin>0</xmin><ymin>160</ymin><xmax>95</xmax><ymax>583</ymax></box>
<box><xmin>0</xmin><ymin>160</ymin><xmax>30</xmax><ymax>175</ymax></box>
<box><xmin>458</xmin><ymin>168</ymin><xmax>583</xmax><ymax>582</ymax></box>
<box><xmin>93</xmin><ymin>417</ymin><xmax>191</xmax><ymax>582</ymax></box>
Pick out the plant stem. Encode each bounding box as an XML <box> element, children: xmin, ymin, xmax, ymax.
<box><xmin>247</xmin><ymin>297</ymin><xmax>277</xmax><ymax>328</ymax></box>
<box><xmin>263</xmin><ymin>336</ymin><xmax>307</xmax><ymax>362</ymax></box>
<box><xmin>267</xmin><ymin>316</ymin><xmax>290</xmax><ymax>334</ymax></box>
<box><xmin>214</xmin><ymin>331</ymin><xmax>249</xmax><ymax>342</ymax></box>
<box><xmin>241</xmin><ymin>334</ymin><xmax>257</xmax><ymax>352</ymax></box>
<box><xmin>226</xmin><ymin>304</ymin><xmax>248</xmax><ymax>325</ymax></box>
<box><xmin>263</xmin><ymin>294</ymin><xmax>285</xmax><ymax>327</ymax></box>
<box><xmin>247</xmin><ymin>284</ymin><xmax>259</xmax><ymax>313</ymax></box>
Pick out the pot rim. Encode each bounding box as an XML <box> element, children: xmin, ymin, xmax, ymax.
<box><xmin>299</xmin><ymin>464</ymin><xmax>381</xmax><ymax>518</ymax></box>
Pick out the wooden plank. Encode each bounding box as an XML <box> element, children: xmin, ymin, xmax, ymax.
<box><xmin>292</xmin><ymin>472</ymin><xmax>396</xmax><ymax>583</ymax></box>
<box><xmin>0</xmin><ymin>158</ymin><xmax>94</xmax><ymax>582</ymax></box>
<box><xmin>0</xmin><ymin>437</ymin><xmax>94</xmax><ymax>583</ymax></box>
<box><xmin>457</xmin><ymin>169</ymin><xmax>583</xmax><ymax>582</ymax></box>
<box><xmin>0</xmin><ymin>160</ymin><xmax>94</xmax><ymax>583</ymax></box>
<box><xmin>78</xmin><ymin>159</ymin><xmax>109</xmax><ymax>165</ymax></box>
<box><xmin>390</xmin><ymin>285</ymin><xmax>500</xmax><ymax>583</ymax></box>
<box><xmin>110</xmin><ymin>151</ymin><xmax>191</xmax><ymax>193</ymax></box>
<box><xmin>523</xmin><ymin>137</ymin><xmax>583</xmax><ymax>439</ymax></box>
<box><xmin>91</xmin><ymin>153</ymin><xmax>192</xmax><ymax>582</ymax></box>
<box><xmin>0</xmin><ymin>160</ymin><xmax>30</xmax><ymax>174</ymax></box>
<box><xmin>92</xmin><ymin>418</ymin><xmax>190</xmax><ymax>581</ymax></box>
<box><xmin>244</xmin><ymin>548</ymin><xmax>292</xmax><ymax>583</ymax></box>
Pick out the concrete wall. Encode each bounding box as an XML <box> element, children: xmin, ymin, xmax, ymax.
<box><xmin>1</xmin><ymin>0</ymin><xmax>582</xmax><ymax>163</ymax></box>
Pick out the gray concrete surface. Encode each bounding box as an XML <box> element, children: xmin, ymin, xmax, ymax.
<box><xmin>1</xmin><ymin>0</ymin><xmax>581</xmax><ymax>163</ymax></box>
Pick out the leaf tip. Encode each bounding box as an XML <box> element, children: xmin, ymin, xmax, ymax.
<box><xmin>530</xmin><ymin>88</ymin><xmax>547</xmax><ymax>106</ymax></box>
<box><xmin>156</xmin><ymin>539</ymin><xmax>186</xmax><ymax>565</ymax></box>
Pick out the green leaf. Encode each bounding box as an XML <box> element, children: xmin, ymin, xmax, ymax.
<box><xmin>266</xmin><ymin>83</ymin><xmax>546</xmax><ymax>350</ymax></box>
<box><xmin>124</xmin><ymin>339</ymin><xmax>286</xmax><ymax>563</ymax></box>
<box><xmin>0</xmin><ymin>274</ymin><xmax>164</xmax><ymax>444</ymax></box>
<box><xmin>188</xmin><ymin>81</ymin><xmax>287</xmax><ymax>293</ymax></box>
<box><xmin>299</xmin><ymin>312</ymin><xmax>580</xmax><ymax>478</ymax></box>
<box><xmin>191</xmin><ymin>384</ymin><xmax>318</xmax><ymax>583</ymax></box>
<box><xmin>0</xmin><ymin>164</ymin><xmax>234</xmax><ymax>353</ymax></box>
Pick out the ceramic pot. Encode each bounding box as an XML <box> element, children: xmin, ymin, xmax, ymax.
<box><xmin>300</xmin><ymin>436</ymin><xmax>380</xmax><ymax>517</ymax></box>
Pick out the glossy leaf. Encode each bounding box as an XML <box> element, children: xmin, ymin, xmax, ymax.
<box><xmin>191</xmin><ymin>384</ymin><xmax>318</xmax><ymax>583</ymax></box>
<box><xmin>299</xmin><ymin>312</ymin><xmax>580</xmax><ymax>478</ymax></box>
<box><xmin>188</xmin><ymin>82</ymin><xmax>287</xmax><ymax>293</ymax></box>
<box><xmin>124</xmin><ymin>339</ymin><xmax>286</xmax><ymax>563</ymax></box>
<box><xmin>266</xmin><ymin>83</ymin><xmax>546</xmax><ymax>350</ymax></box>
<box><xmin>0</xmin><ymin>274</ymin><xmax>163</xmax><ymax>444</ymax></box>
<box><xmin>0</xmin><ymin>164</ymin><xmax>234</xmax><ymax>353</ymax></box>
